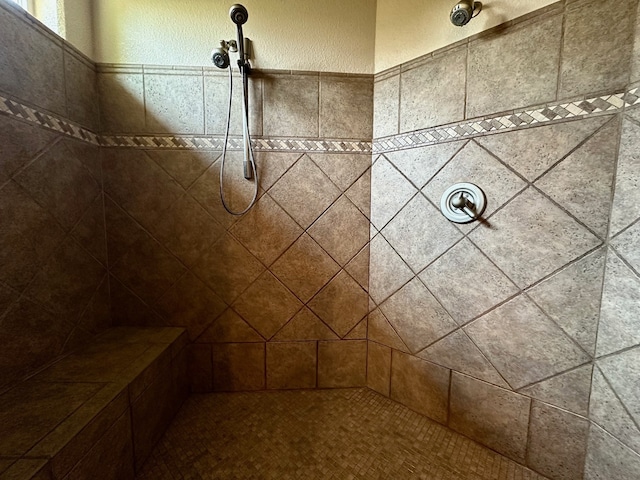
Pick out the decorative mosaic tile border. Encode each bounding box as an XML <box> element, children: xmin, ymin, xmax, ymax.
<box><xmin>373</xmin><ymin>89</ymin><xmax>640</xmax><ymax>154</ymax></box>
<box><xmin>2</xmin><ymin>89</ymin><xmax>639</xmax><ymax>154</ymax></box>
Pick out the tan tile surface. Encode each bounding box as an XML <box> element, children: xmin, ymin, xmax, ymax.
<box><xmin>136</xmin><ymin>388</ymin><xmax>548</xmax><ymax>480</ymax></box>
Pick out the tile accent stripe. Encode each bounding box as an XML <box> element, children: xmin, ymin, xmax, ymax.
<box><xmin>374</xmin><ymin>90</ymin><xmax>639</xmax><ymax>154</ymax></box>
<box><xmin>2</xmin><ymin>89</ymin><xmax>639</xmax><ymax>153</ymax></box>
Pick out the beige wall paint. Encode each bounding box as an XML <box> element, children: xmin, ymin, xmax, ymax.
<box><xmin>62</xmin><ymin>0</ymin><xmax>93</xmax><ymax>57</ymax></box>
<box><xmin>91</xmin><ymin>0</ymin><xmax>377</xmax><ymax>74</ymax></box>
<box><xmin>375</xmin><ymin>0</ymin><xmax>558</xmax><ymax>72</ymax></box>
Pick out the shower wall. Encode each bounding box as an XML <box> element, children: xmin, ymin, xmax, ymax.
<box><xmin>0</xmin><ymin>0</ymin><xmax>109</xmax><ymax>390</ymax></box>
<box><xmin>97</xmin><ymin>66</ymin><xmax>373</xmax><ymax>392</ymax></box>
<box><xmin>368</xmin><ymin>0</ymin><xmax>640</xmax><ymax>479</ymax></box>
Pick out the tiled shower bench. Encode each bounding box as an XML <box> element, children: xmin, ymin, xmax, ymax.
<box><xmin>0</xmin><ymin>327</ymin><xmax>188</xmax><ymax>480</ymax></box>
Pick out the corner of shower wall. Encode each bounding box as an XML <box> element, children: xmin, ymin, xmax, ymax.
<box><xmin>368</xmin><ymin>0</ymin><xmax>640</xmax><ymax>479</ymax></box>
<box><xmin>0</xmin><ymin>0</ymin><xmax>109</xmax><ymax>391</ymax></box>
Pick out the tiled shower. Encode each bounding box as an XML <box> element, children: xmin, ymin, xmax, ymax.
<box><xmin>1</xmin><ymin>0</ymin><xmax>640</xmax><ymax>479</ymax></box>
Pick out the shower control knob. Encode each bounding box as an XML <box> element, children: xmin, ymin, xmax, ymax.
<box><xmin>440</xmin><ymin>183</ymin><xmax>487</xmax><ymax>224</ymax></box>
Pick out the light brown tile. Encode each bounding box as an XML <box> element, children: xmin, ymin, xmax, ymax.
<box><xmin>102</xmin><ymin>148</ymin><xmax>184</xmax><ymax>232</ymax></box>
<box><xmin>527</xmin><ymin>401</ymin><xmax>589</xmax><ymax>480</ymax></box>
<box><xmin>345</xmin><ymin>167</ymin><xmax>371</xmax><ymax>219</ymax></box>
<box><xmin>197</xmin><ymin>308</ymin><xmax>264</xmax><ymax>343</ymax></box>
<box><xmin>419</xmin><ymin>330</ymin><xmax>509</xmax><ymax>388</ymax></box>
<box><xmin>373</xmin><ymin>75</ymin><xmax>399</xmax><ymax>138</ymax></box>
<box><xmin>560</xmin><ymin>0</ymin><xmax>636</xmax><ymax>98</ymax></box>
<box><xmin>192</xmin><ymin>233</ymin><xmax>265</xmax><ymax>304</ymax></box>
<box><xmin>272</xmin><ymin>308</ymin><xmax>338</xmax><ymax>341</ymax></box>
<box><xmin>70</xmin><ymin>194</ymin><xmax>107</xmax><ymax>266</ymax></box>
<box><xmin>450</xmin><ymin>372</ymin><xmax>530</xmax><ymax>463</ymax></box>
<box><xmin>14</xmin><ymin>140</ymin><xmax>101</xmax><ymax>231</ymax></box>
<box><xmin>263</xmin><ymin>74</ymin><xmax>319</xmax><ymax>137</ymax></box>
<box><xmin>520</xmin><ymin>364</ymin><xmax>593</xmax><ymax>417</ymax></box>
<box><xmin>584</xmin><ymin>424</ymin><xmax>640</xmax><ymax>480</ymax></box>
<box><xmin>476</xmin><ymin>116</ymin><xmax>610</xmax><ymax>182</ymax></box>
<box><xmin>528</xmin><ymin>248</ymin><xmax>606</xmax><ymax>356</ymax></box>
<box><xmin>400</xmin><ymin>47</ymin><xmax>466</xmax><ymax>131</ymax></box>
<box><xmin>367</xmin><ymin>308</ymin><xmax>409</xmax><ymax>352</ymax></box>
<box><xmin>598</xmin><ymin>346</ymin><xmax>640</xmax><ymax>432</ymax></box>
<box><xmin>381</xmin><ymin>193</ymin><xmax>462</xmax><ymax>273</ymax></box>
<box><xmin>98</xmin><ymin>72</ymin><xmax>146</xmax><ymax>133</ymax></box>
<box><xmin>345</xmin><ymin>245</ymin><xmax>369</xmax><ymax>292</ymax></box>
<box><xmin>370</xmin><ymin>155</ymin><xmax>417</xmax><ymax>230</ymax></box>
<box><xmin>308</xmin><ymin>271</ymin><xmax>368</xmax><ymax>338</ymax></box>
<box><xmin>320</xmin><ymin>76</ymin><xmax>373</xmax><ymax>139</ymax></box>
<box><xmin>109</xmin><ymin>277</ymin><xmax>165</xmax><ymax>328</ymax></box>
<box><xmin>230</xmin><ymin>193</ymin><xmax>303</xmax><ymax>266</ymax></box>
<box><xmin>465</xmin><ymin>295</ymin><xmax>591</xmax><ymax>389</ymax></box>
<box><xmin>308</xmin><ymin>196</ymin><xmax>369</xmax><ymax>266</ymax></box>
<box><xmin>467</xmin><ymin>15</ymin><xmax>561</xmax><ymax>118</ymax></box>
<box><xmin>204</xmin><ymin>73</ymin><xmax>262</xmax><ymax>136</ymax></box>
<box><xmin>64</xmin><ymin>52</ymin><xmax>98</xmax><ymax>130</ymax></box>
<box><xmin>268</xmin><ymin>155</ymin><xmax>340</xmax><ymax>229</ymax></box>
<box><xmin>0</xmin><ymin>7</ymin><xmax>65</xmax><ymax>115</ymax></box>
<box><xmin>212</xmin><ymin>343</ymin><xmax>265</xmax><ymax>391</ymax></box>
<box><xmin>421</xmin><ymin>239</ymin><xmax>518</xmax><ymax>325</ymax></box>
<box><xmin>318</xmin><ymin>340</ymin><xmax>367</xmax><ymax>388</ymax></box>
<box><xmin>152</xmin><ymin>194</ymin><xmax>225</xmax><ymax>268</ymax></box>
<box><xmin>367</xmin><ymin>341</ymin><xmax>391</xmax><ymax>396</ymax></box>
<box><xmin>390</xmin><ymin>350</ymin><xmax>450</xmax><ymax>424</ymax></box>
<box><xmin>368</xmin><ymin>234</ymin><xmax>413</xmax><ymax>304</ymax></box>
<box><xmin>144</xmin><ymin>73</ymin><xmax>204</xmax><ymax>134</ymax></box>
<box><xmin>232</xmin><ymin>271</ymin><xmax>302</xmax><ymax>339</ymax></box>
<box><xmin>255</xmin><ymin>152</ymin><xmax>300</xmax><ymax>191</ymax></box>
<box><xmin>157</xmin><ymin>273</ymin><xmax>227</xmax><ymax>341</ymax></box>
<box><xmin>380</xmin><ymin>278</ymin><xmax>457</xmax><ymax>353</ymax></box>
<box><xmin>266</xmin><ymin>342</ymin><xmax>316</xmax><ymax>389</ymax></box>
<box><xmin>309</xmin><ymin>153</ymin><xmax>371</xmax><ymax>192</ymax></box>
<box><xmin>111</xmin><ymin>235</ymin><xmax>186</xmax><ymax>306</ymax></box>
<box><xmin>469</xmin><ymin>187</ymin><xmax>601</xmax><ymax>288</ymax></box>
<box><xmin>271</xmin><ymin>233</ymin><xmax>340</xmax><ymax>303</ymax></box>
<box><xmin>147</xmin><ymin>150</ymin><xmax>219</xmax><ymax>190</ymax></box>
<box><xmin>188</xmin><ymin>343</ymin><xmax>212</xmax><ymax>392</ymax></box>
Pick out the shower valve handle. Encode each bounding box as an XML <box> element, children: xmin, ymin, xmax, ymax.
<box><xmin>451</xmin><ymin>192</ymin><xmax>476</xmax><ymax>218</ymax></box>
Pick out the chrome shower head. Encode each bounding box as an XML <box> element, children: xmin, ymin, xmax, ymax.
<box><xmin>450</xmin><ymin>1</ymin><xmax>482</xmax><ymax>27</ymax></box>
<box><xmin>229</xmin><ymin>4</ymin><xmax>248</xmax><ymax>25</ymax></box>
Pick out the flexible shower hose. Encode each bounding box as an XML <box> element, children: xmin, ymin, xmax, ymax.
<box><xmin>219</xmin><ymin>65</ymin><xmax>259</xmax><ymax>215</ymax></box>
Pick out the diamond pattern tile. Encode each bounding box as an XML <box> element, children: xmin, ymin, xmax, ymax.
<box><xmin>308</xmin><ymin>271</ymin><xmax>368</xmax><ymax>338</ymax></box>
<box><xmin>254</xmin><ymin>152</ymin><xmax>300</xmax><ymax>191</ymax></box>
<box><xmin>465</xmin><ymin>295</ymin><xmax>591</xmax><ymax>389</ymax></box>
<box><xmin>230</xmin><ymin>193</ymin><xmax>303</xmax><ymax>267</ymax></box>
<box><xmin>197</xmin><ymin>308</ymin><xmax>264</xmax><ymax>343</ymax></box>
<box><xmin>475</xmin><ymin>116</ymin><xmax>609</xmax><ymax>181</ymax></box>
<box><xmin>469</xmin><ymin>187</ymin><xmax>601</xmax><ymax>288</ymax></box>
<box><xmin>519</xmin><ymin>364</ymin><xmax>593</xmax><ymax>416</ymax></box>
<box><xmin>345</xmin><ymin>167</ymin><xmax>371</xmax><ymax>219</ymax></box>
<box><xmin>384</xmin><ymin>141</ymin><xmax>464</xmax><ymax>189</ymax></box>
<box><xmin>418</xmin><ymin>330</ymin><xmax>509</xmax><ymax>388</ymax></box>
<box><xmin>420</xmin><ymin>239</ymin><xmax>518</xmax><ymax>325</ymax></box>
<box><xmin>104</xmin><ymin>196</ymin><xmax>148</xmax><ymax>266</ymax></box>
<box><xmin>528</xmin><ymin>248</ymin><xmax>606</xmax><ymax>355</ymax></box>
<box><xmin>309</xmin><ymin>153</ymin><xmax>371</xmax><ymax>191</ymax></box>
<box><xmin>308</xmin><ymin>196</ymin><xmax>369</xmax><ymax>266</ymax></box>
<box><xmin>611</xmin><ymin>220</ymin><xmax>640</xmax><ymax>272</ymax></box>
<box><xmin>192</xmin><ymin>233</ymin><xmax>265</xmax><ymax>304</ymax></box>
<box><xmin>382</xmin><ymin>194</ymin><xmax>462</xmax><ymax>273</ymax></box>
<box><xmin>368</xmin><ymin>234</ymin><xmax>413</xmax><ymax>305</ymax></box>
<box><xmin>589</xmin><ymin>366</ymin><xmax>640</xmax><ymax>454</ymax></box>
<box><xmin>268</xmin><ymin>154</ymin><xmax>340</xmax><ymax>229</ymax></box>
<box><xmin>423</xmin><ymin>140</ymin><xmax>527</xmax><ymax>232</ymax></box>
<box><xmin>367</xmin><ymin>308</ymin><xmax>409</xmax><ymax>352</ymax></box>
<box><xmin>379</xmin><ymin>278</ymin><xmax>457</xmax><ymax>353</ymax></box>
<box><xmin>370</xmin><ymin>155</ymin><xmax>417</xmax><ymax>230</ymax></box>
<box><xmin>270</xmin><ymin>233</ymin><xmax>340</xmax><ymax>303</ymax></box>
<box><xmin>272</xmin><ymin>307</ymin><xmax>338</xmax><ymax>341</ymax></box>
<box><xmin>232</xmin><ymin>271</ymin><xmax>303</xmax><ymax>340</ymax></box>
<box><xmin>596</xmin><ymin>250</ymin><xmax>640</xmax><ymax>356</ymax></box>
<box><xmin>610</xmin><ymin>119</ymin><xmax>640</xmax><ymax>236</ymax></box>
<box><xmin>535</xmin><ymin>118</ymin><xmax>618</xmax><ymax>237</ymax></box>
<box><xmin>598</xmin><ymin>346</ymin><xmax>640</xmax><ymax>429</ymax></box>
<box><xmin>148</xmin><ymin>150</ymin><xmax>219</xmax><ymax>189</ymax></box>
<box><xmin>345</xmin><ymin>245</ymin><xmax>369</xmax><ymax>291</ymax></box>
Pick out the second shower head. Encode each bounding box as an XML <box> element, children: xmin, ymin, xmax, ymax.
<box><xmin>450</xmin><ymin>1</ymin><xmax>482</xmax><ymax>27</ymax></box>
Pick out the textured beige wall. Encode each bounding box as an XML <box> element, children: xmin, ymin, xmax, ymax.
<box><xmin>62</xmin><ymin>0</ymin><xmax>93</xmax><ymax>57</ymax></box>
<box><xmin>91</xmin><ymin>0</ymin><xmax>377</xmax><ymax>73</ymax></box>
<box><xmin>375</xmin><ymin>0</ymin><xmax>558</xmax><ymax>72</ymax></box>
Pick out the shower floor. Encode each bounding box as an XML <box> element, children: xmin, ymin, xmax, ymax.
<box><xmin>136</xmin><ymin>388</ymin><xmax>547</xmax><ymax>480</ymax></box>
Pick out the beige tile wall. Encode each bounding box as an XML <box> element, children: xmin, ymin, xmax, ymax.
<box><xmin>369</xmin><ymin>1</ymin><xmax>640</xmax><ymax>479</ymax></box>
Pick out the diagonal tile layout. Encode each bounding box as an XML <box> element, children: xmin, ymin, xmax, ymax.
<box><xmin>369</xmin><ymin>155</ymin><xmax>417</xmax><ymax>230</ymax></box>
<box><xmin>610</xmin><ymin>118</ymin><xmax>640</xmax><ymax>236</ymax></box>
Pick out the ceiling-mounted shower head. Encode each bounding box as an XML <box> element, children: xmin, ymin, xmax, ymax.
<box><xmin>229</xmin><ymin>4</ymin><xmax>248</xmax><ymax>25</ymax></box>
<box><xmin>450</xmin><ymin>0</ymin><xmax>482</xmax><ymax>27</ymax></box>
